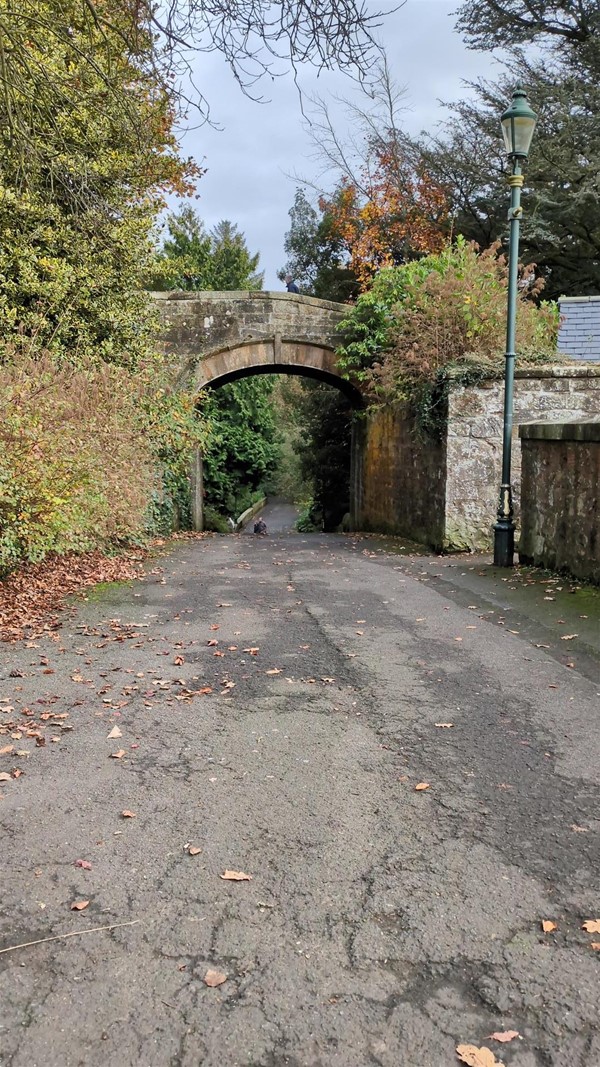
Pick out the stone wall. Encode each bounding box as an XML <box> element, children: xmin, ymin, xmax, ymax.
<box><xmin>153</xmin><ymin>290</ymin><xmax>347</xmax><ymax>371</ymax></box>
<box><xmin>353</xmin><ymin>404</ymin><xmax>447</xmax><ymax>547</ymax></box>
<box><xmin>518</xmin><ymin>421</ymin><xmax>600</xmax><ymax>584</ymax></box>
<box><xmin>356</xmin><ymin>366</ymin><xmax>600</xmax><ymax>551</ymax></box>
<box><xmin>445</xmin><ymin>366</ymin><xmax>600</xmax><ymax>550</ymax></box>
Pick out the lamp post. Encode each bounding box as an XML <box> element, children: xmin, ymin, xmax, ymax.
<box><xmin>493</xmin><ymin>85</ymin><xmax>537</xmax><ymax>567</ymax></box>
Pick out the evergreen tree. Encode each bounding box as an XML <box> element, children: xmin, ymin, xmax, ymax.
<box><xmin>150</xmin><ymin>209</ymin><xmax>263</xmax><ymax>291</ymax></box>
<box><xmin>280</xmin><ymin>188</ymin><xmax>359</xmax><ymax>302</ymax></box>
<box><xmin>210</xmin><ymin>221</ymin><xmax>263</xmax><ymax>290</ymax></box>
<box><xmin>421</xmin><ymin>0</ymin><xmax>600</xmax><ymax>298</ymax></box>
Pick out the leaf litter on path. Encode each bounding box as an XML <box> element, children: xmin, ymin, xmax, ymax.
<box><xmin>220</xmin><ymin>870</ymin><xmax>252</xmax><ymax>881</ymax></box>
<box><xmin>456</xmin><ymin>1045</ymin><xmax>504</xmax><ymax>1067</ymax></box>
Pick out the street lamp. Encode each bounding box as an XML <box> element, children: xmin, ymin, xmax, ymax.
<box><xmin>493</xmin><ymin>85</ymin><xmax>537</xmax><ymax>567</ymax></box>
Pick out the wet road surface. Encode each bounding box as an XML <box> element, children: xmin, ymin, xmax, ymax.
<box><xmin>1</xmin><ymin>531</ymin><xmax>599</xmax><ymax>1066</ymax></box>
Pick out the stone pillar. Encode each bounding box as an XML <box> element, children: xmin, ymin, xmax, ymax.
<box><xmin>190</xmin><ymin>448</ymin><xmax>204</xmax><ymax>532</ymax></box>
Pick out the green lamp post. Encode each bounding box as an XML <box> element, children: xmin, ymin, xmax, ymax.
<box><xmin>493</xmin><ymin>85</ymin><xmax>537</xmax><ymax>567</ymax></box>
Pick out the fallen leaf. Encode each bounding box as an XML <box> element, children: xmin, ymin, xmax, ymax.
<box><xmin>70</xmin><ymin>900</ymin><xmax>90</xmax><ymax>911</ymax></box>
<box><xmin>121</xmin><ymin>810</ymin><xmax>136</xmax><ymax>818</ymax></box>
<box><xmin>560</xmin><ymin>634</ymin><xmax>578</xmax><ymax>641</ymax></box>
<box><xmin>0</xmin><ymin>772</ymin><xmax>12</xmax><ymax>781</ymax></box>
<box><xmin>266</xmin><ymin>668</ymin><xmax>282</xmax><ymax>675</ymax></box>
<box><xmin>187</xmin><ymin>846</ymin><xmax>202</xmax><ymax>856</ymax></box>
<box><xmin>415</xmin><ymin>782</ymin><xmax>430</xmax><ymax>791</ymax></box>
<box><xmin>207</xmin><ymin>639</ymin><xmax>218</xmax><ymax>647</ymax></box>
<box><xmin>0</xmin><ymin>744</ymin><xmax>14</xmax><ymax>755</ymax></box>
<box><xmin>110</xmin><ymin>749</ymin><xmax>126</xmax><ymax>759</ymax></box>
<box><xmin>541</xmin><ymin>919</ymin><xmax>557</xmax><ymax>932</ymax></box>
<box><xmin>591</xmin><ymin>942</ymin><xmax>600</xmax><ymax>950</ymax></box>
<box><xmin>74</xmin><ymin>859</ymin><xmax>92</xmax><ymax>870</ymax></box>
<box><xmin>107</xmin><ymin>726</ymin><xmax>122</xmax><ymax>739</ymax></box>
<box><xmin>173</xmin><ymin>655</ymin><xmax>185</xmax><ymax>665</ymax></box>
<box><xmin>435</xmin><ymin>723</ymin><xmax>454</xmax><ymax>728</ymax></box>
<box><xmin>571</xmin><ymin>824</ymin><xmax>588</xmax><ymax>832</ymax></box>
<box><xmin>487</xmin><ymin>1031</ymin><xmax>519</xmax><ymax>1043</ymax></box>
<box><xmin>456</xmin><ymin>1045</ymin><xmax>504</xmax><ymax>1066</ymax></box>
<box><xmin>242</xmin><ymin>647</ymin><xmax>259</xmax><ymax>655</ymax></box>
<box><xmin>582</xmin><ymin>920</ymin><xmax>600</xmax><ymax>933</ymax></box>
<box><xmin>203</xmin><ymin>969</ymin><xmax>227</xmax><ymax>987</ymax></box>
<box><xmin>220</xmin><ymin>870</ymin><xmax>252</xmax><ymax>881</ymax></box>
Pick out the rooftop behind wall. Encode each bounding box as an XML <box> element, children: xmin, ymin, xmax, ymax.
<box><xmin>558</xmin><ymin>296</ymin><xmax>600</xmax><ymax>362</ymax></box>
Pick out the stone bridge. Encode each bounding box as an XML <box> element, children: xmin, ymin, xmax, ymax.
<box><xmin>155</xmin><ymin>290</ymin><xmax>600</xmax><ymax>552</ymax></box>
<box><xmin>154</xmin><ymin>290</ymin><xmax>363</xmax><ymax>530</ymax></box>
<box><xmin>154</xmin><ymin>290</ymin><xmax>360</xmax><ymax>402</ymax></box>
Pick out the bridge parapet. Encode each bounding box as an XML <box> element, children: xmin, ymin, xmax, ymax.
<box><xmin>153</xmin><ymin>290</ymin><xmax>348</xmax><ymax>362</ymax></box>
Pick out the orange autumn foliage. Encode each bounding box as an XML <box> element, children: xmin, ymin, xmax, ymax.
<box><xmin>321</xmin><ymin>143</ymin><xmax>449</xmax><ymax>287</ymax></box>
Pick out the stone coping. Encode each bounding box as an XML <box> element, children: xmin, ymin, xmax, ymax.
<box><xmin>444</xmin><ymin>363</ymin><xmax>600</xmax><ymax>383</ymax></box>
<box><xmin>149</xmin><ymin>290</ymin><xmax>349</xmax><ymax>314</ymax></box>
<box><xmin>519</xmin><ymin>420</ymin><xmax>600</xmax><ymax>443</ymax></box>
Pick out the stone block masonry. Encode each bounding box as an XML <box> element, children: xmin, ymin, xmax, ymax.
<box><xmin>445</xmin><ymin>366</ymin><xmax>600</xmax><ymax>550</ymax></box>
<box><xmin>519</xmin><ymin>421</ymin><xmax>600</xmax><ymax>584</ymax></box>
<box><xmin>357</xmin><ymin>366</ymin><xmax>600</xmax><ymax>552</ymax></box>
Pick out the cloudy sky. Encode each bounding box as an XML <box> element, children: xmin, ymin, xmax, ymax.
<box><xmin>173</xmin><ymin>0</ymin><xmax>500</xmax><ymax>288</ymax></box>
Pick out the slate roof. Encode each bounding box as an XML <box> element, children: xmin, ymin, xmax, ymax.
<box><xmin>558</xmin><ymin>296</ymin><xmax>600</xmax><ymax>362</ymax></box>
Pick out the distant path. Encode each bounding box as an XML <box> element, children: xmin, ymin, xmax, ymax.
<box><xmin>242</xmin><ymin>496</ymin><xmax>299</xmax><ymax>534</ymax></box>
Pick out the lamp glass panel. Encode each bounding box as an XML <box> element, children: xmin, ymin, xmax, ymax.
<box><xmin>512</xmin><ymin>115</ymin><xmax>536</xmax><ymax>155</ymax></box>
<box><xmin>501</xmin><ymin>115</ymin><xmax>536</xmax><ymax>157</ymax></box>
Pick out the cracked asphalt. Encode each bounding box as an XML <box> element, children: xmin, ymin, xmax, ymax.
<box><xmin>1</xmin><ymin>516</ymin><xmax>599</xmax><ymax>1067</ymax></box>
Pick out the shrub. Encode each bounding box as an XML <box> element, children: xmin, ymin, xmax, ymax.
<box><xmin>0</xmin><ymin>342</ymin><xmax>204</xmax><ymax>575</ymax></box>
<box><xmin>337</xmin><ymin>239</ymin><xmax>560</xmax><ymax>430</ymax></box>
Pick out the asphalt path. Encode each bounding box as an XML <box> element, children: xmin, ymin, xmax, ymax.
<box><xmin>1</xmin><ymin>530</ymin><xmax>599</xmax><ymax>1067</ymax></box>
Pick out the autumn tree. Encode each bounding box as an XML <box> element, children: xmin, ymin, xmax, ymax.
<box><xmin>303</xmin><ymin>62</ymin><xmax>450</xmax><ymax>288</ymax></box>
<box><xmin>0</xmin><ymin>0</ymin><xmax>387</xmax><ymax>170</ymax></box>
<box><xmin>321</xmin><ymin>160</ymin><xmax>449</xmax><ymax>287</ymax></box>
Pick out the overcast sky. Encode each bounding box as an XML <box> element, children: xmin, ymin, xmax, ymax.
<box><xmin>173</xmin><ymin>0</ymin><xmax>500</xmax><ymax>288</ymax></box>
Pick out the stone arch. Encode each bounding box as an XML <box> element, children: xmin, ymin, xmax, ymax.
<box><xmin>193</xmin><ymin>338</ymin><xmax>363</xmax><ymax>406</ymax></box>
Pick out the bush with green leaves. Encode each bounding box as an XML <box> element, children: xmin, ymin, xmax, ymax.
<box><xmin>200</xmin><ymin>378</ymin><xmax>281</xmax><ymax>519</ymax></box>
<box><xmin>337</xmin><ymin>239</ymin><xmax>560</xmax><ymax>432</ymax></box>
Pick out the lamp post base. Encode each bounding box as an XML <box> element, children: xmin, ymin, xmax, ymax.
<box><xmin>494</xmin><ymin>520</ymin><xmax>515</xmax><ymax>567</ymax></box>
